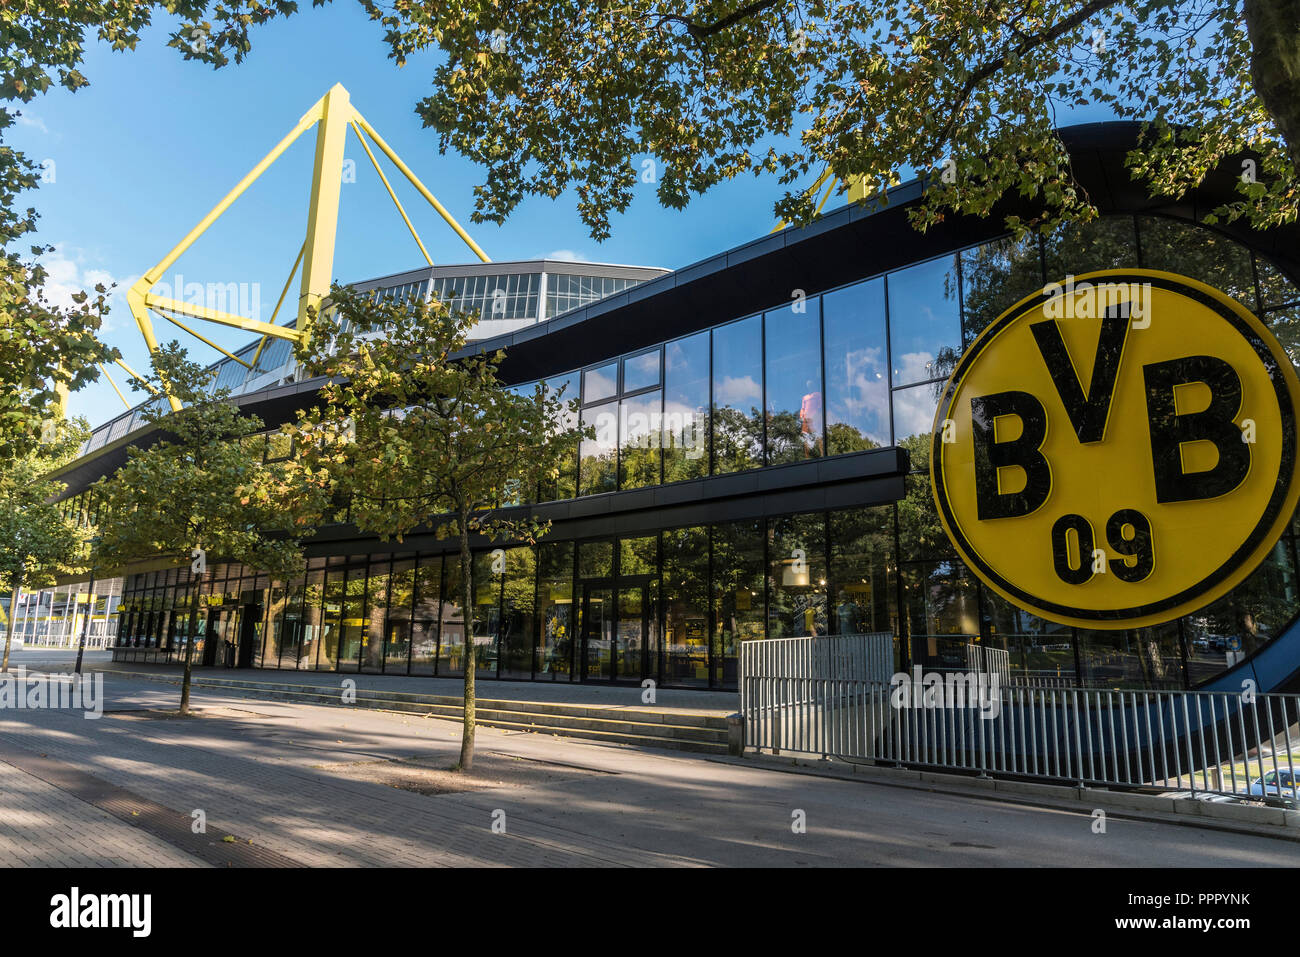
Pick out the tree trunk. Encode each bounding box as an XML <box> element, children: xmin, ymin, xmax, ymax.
<box><xmin>1245</xmin><ymin>0</ymin><xmax>1300</xmax><ymax>169</ymax></box>
<box><xmin>179</xmin><ymin>573</ymin><xmax>202</xmax><ymax>716</ymax></box>
<box><xmin>3</xmin><ymin>564</ymin><xmax>22</xmax><ymax>674</ymax></box>
<box><xmin>458</xmin><ymin>508</ymin><xmax>476</xmax><ymax>771</ymax></box>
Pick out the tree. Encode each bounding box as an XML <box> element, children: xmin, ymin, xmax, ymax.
<box><xmin>0</xmin><ymin>419</ymin><xmax>91</xmax><ymax>670</ymax></box>
<box><xmin>0</xmin><ymin>247</ymin><xmax>117</xmax><ymax>461</ymax></box>
<box><xmin>11</xmin><ymin>2</ymin><xmax>1298</xmax><ymax>256</ymax></box>
<box><xmin>284</xmin><ymin>285</ymin><xmax>590</xmax><ymax>770</ymax></box>
<box><xmin>92</xmin><ymin>343</ymin><xmax>323</xmax><ymax>715</ymax></box>
<box><xmin>379</xmin><ymin>0</ymin><xmax>1300</xmax><ymax>240</ymax></box>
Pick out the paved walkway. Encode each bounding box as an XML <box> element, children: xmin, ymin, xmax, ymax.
<box><xmin>87</xmin><ymin>657</ymin><xmax>738</xmax><ymax>714</ymax></box>
<box><xmin>0</xmin><ymin>671</ymin><xmax>1293</xmax><ymax>867</ymax></box>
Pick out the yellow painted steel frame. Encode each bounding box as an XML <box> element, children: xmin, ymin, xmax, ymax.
<box><xmin>771</xmin><ymin>167</ymin><xmax>869</xmax><ymax>233</ymax></box>
<box><xmin>125</xmin><ymin>83</ymin><xmax>490</xmax><ymax>412</ymax></box>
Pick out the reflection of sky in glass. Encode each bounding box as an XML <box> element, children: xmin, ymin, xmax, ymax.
<box><xmin>713</xmin><ymin>315</ymin><xmax>762</xmax><ymax>413</ymax></box>
<box><xmin>824</xmin><ymin>279</ymin><xmax>889</xmax><ymax>446</ymax></box>
<box><xmin>623</xmin><ymin>349</ymin><xmax>661</xmax><ymax>392</ymax></box>
<box><xmin>715</xmin><ymin>375</ymin><xmax>761</xmax><ymax>407</ymax></box>
<box><xmin>583</xmin><ymin>362</ymin><xmax>617</xmax><ymax>403</ymax></box>
<box><xmin>888</xmin><ymin>255</ymin><xmax>960</xmax><ymax>385</ymax></box>
<box><xmin>891</xmin><ymin>382</ymin><xmax>942</xmax><ymax>442</ymax></box>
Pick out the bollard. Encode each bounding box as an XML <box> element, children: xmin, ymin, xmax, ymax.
<box><xmin>727</xmin><ymin>712</ymin><xmax>745</xmax><ymax>756</ymax></box>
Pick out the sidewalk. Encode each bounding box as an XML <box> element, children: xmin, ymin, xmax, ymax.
<box><xmin>0</xmin><ymin>671</ymin><xmax>1295</xmax><ymax>867</ymax></box>
<box><xmin>87</xmin><ymin>659</ymin><xmax>738</xmax><ymax>715</ymax></box>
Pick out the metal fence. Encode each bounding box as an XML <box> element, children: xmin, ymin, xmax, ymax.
<box><xmin>964</xmin><ymin>643</ymin><xmax>1010</xmax><ymax>687</ymax></box>
<box><xmin>740</xmin><ymin>637</ymin><xmax>1300</xmax><ymax>798</ymax></box>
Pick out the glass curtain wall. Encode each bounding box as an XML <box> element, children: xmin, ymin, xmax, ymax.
<box><xmin>111</xmin><ymin>214</ymin><xmax>1300</xmax><ymax>692</ymax></box>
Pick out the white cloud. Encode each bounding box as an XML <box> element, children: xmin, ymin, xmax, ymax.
<box><xmin>15</xmin><ymin>111</ymin><xmax>49</xmax><ymax>134</ymax></box>
<box><xmin>544</xmin><ymin>249</ymin><xmax>589</xmax><ymax>262</ymax></box>
<box><xmin>36</xmin><ymin>245</ymin><xmax>128</xmax><ymax>332</ymax></box>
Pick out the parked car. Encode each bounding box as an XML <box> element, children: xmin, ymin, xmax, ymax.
<box><xmin>1247</xmin><ymin>769</ymin><xmax>1299</xmax><ymax>798</ymax></box>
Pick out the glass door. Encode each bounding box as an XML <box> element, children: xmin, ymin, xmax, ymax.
<box><xmin>615</xmin><ymin>585</ymin><xmax>649</xmax><ymax>682</ymax></box>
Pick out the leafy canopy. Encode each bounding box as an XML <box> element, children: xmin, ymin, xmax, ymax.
<box><xmin>0</xmin><ymin>417</ymin><xmax>93</xmax><ymax>592</ymax></box>
<box><xmin>285</xmin><ymin>284</ymin><xmax>589</xmax><ymax>545</ymax></box>
<box><xmin>92</xmin><ymin>343</ymin><xmax>323</xmax><ymax>578</ymax></box>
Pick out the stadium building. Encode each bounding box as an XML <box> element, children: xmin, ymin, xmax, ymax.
<box><xmin>36</xmin><ymin>122</ymin><xmax>1300</xmax><ymax>694</ymax></box>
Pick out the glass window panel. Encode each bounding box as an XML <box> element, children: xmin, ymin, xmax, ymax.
<box><xmin>619</xmin><ymin>535</ymin><xmax>657</xmax><ymax>578</ymax></box>
<box><xmin>891</xmin><ymin>380</ymin><xmax>943</xmax><ymax>450</ymax></box>
<box><xmin>662</xmin><ymin>526</ymin><xmax>709</xmax><ymax>687</ymax></box>
<box><xmin>764</xmin><ymin>299</ymin><xmax>824</xmax><ymax>464</ymax></box>
<box><xmin>1137</xmin><ymin>216</ymin><xmax>1255</xmax><ymax>308</ymax></box>
<box><xmin>888</xmin><ymin>254</ymin><xmax>961</xmax><ymax>387</ymax></box>
<box><xmin>536</xmin><ymin>542</ymin><xmax>575</xmax><ymax>680</ymax></box>
<box><xmin>1257</xmin><ymin>255</ymin><xmax>1300</xmax><ymax>309</ymax></box>
<box><xmin>663</xmin><ymin>331</ymin><xmax>710</xmax><ymax>483</ymax></box>
<box><xmin>1042</xmin><ymin>215</ymin><xmax>1138</xmax><ymax>280</ymax></box>
<box><xmin>361</xmin><ymin>561</ymin><xmax>389</xmax><ymax>673</ymax></box>
<box><xmin>579</xmin><ymin>540</ymin><xmax>614</xmax><ymax>579</ymax></box>
<box><xmin>1076</xmin><ymin>623</ymin><xmax>1184</xmax><ymax>690</ymax></box>
<box><xmin>623</xmin><ymin>348</ymin><xmax>661</xmax><ymax>393</ymax></box>
<box><xmin>579</xmin><ymin>400</ymin><xmax>618</xmax><ymax>495</ymax></box>
<box><xmin>823</xmin><ymin>278</ymin><xmax>890</xmax><ymax>454</ymax></box>
<box><xmin>302</xmin><ymin>568</ymin><xmax>326</xmax><ymax>670</ymax></box>
<box><xmin>979</xmin><ymin>587</ymin><xmax>1074</xmax><ymax>682</ymax></box>
<box><xmin>500</xmin><ymin>546</ymin><xmax>537</xmax><ymax>678</ymax></box>
<box><xmin>1265</xmin><ymin>303</ymin><xmax>1300</xmax><ymax>372</ymax></box>
<box><xmin>828</xmin><ymin>506</ymin><xmax>897</xmax><ymax>640</ymax></box>
<box><xmin>583</xmin><ymin>362</ymin><xmax>618</xmax><ymax>404</ymax></box>
<box><xmin>472</xmin><ymin>551</ymin><xmax>500</xmax><ymax>676</ymax></box>
<box><xmin>1188</xmin><ymin>538</ymin><xmax>1298</xmax><ymax>686</ymax></box>
<box><xmin>712</xmin><ymin>315</ymin><xmax>764</xmax><ymax>474</ymax></box>
<box><xmin>541</xmin><ymin>373</ymin><xmax>580</xmax><ymax>501</ymax></box>
<box><xmin>902</xmin><ymin>559</ymin><xmax>980</xmax><ymax>671</ymax></box>
<box><xmin>960</xmin><ymin>233</ymin><xmax>1044</xmax><ymax>344</ymax></box>
<box><xmin>712</xmin><ymin>519</ymin><xmax>765</xmax><ymax>689</ymax></box>
<box><xmin>767</xmin><ymin>513</ymin><xmax>827</xmax><ymax>638</ymax></box>
<box><xmin>439</xmin><ymin>558</ymin><xmax>465</xmax><ymax>676</ymax></box>
<box><xmin>619</xmin><ymin>389</ymin><xmax>662</xmax><ymax>489</ymax></box>
<box><xmin>385</xmin><ymin>559</ymin><xmax>416</xmax><ymax>674</ymax></box>
<box><xmin>335</xmin><ymin>568</ymin><xmax>366</xmax><ymax>673</ymax></box>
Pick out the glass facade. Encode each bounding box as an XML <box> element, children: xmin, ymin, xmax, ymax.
<box><xmin>104</xmin><ymin>213</ymin><xmax>1300</xmax><ymax>692</ymax></box>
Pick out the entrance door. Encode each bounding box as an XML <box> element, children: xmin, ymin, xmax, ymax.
<box><xmin>581</xmin><ymin>581</ymin><xmax>650</xmax><ymax>683</ymax></box>
<box><xmin>236</xmin><ymin>604</ymin><xmax>261</xmax><ymax>668</ymax></box>
<box><xmin>201</xmin><ymin>611</ymin><xmax>222</xmax><ymax>666</ymax></box>
<box><xmin>615</xmin><ymin>585</ymin><xmax>649</xmax><ymax>682</ymax></box>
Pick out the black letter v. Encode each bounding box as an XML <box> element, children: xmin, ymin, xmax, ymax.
<box><xmin>1029</xmin><ymin>310</ymin><xmax>1131</xmax><ymax>444</ymax></box>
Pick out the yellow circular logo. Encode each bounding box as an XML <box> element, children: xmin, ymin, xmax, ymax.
<box><xmin>931</xmin><ymin>269</ymin><xmax>1300</xmax><ymax>629</ymax></box>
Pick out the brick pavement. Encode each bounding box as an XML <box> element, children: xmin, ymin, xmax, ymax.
<box><xmin>0</xmin><ymin>673</ymin><xmax>1296</xmax><ymax>866</ymax></box>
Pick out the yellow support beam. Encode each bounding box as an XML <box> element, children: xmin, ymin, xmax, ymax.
<box><xmin>98</xmin><ymin>364</ymin><xmax>130</xmax><ymax>409</ymax></box>
<box><xmin>296</xmin><ymin>83</ymin><xmax>351</xmax><ymax>343</ymax></box>
<box><xmin>350</xmin><ymin>120</ymin><xmax>433</xmax><ymax>266</ymax></box>
<box><xmin>771</xmin><ymin>167</ymin><xmax>834</xmax><ymax>234</ymax></box>
<box><xmin>114</xmin><ymin>358</ymin><xmax>159</xmax><ymax>396</ymax></box>
<box><xmin>154</xmin><ymin>309</ymin><xmax>253</xmax><ymax>369</ymax></box>
<box><xmin>251</xmin><ymin>241</ymin><xmax>307</xmax><ymax>370</ymax></box>
<box><xmin>124</xmin><ymin>83</ymin><xmax>490</xmax><ymax>410</ymax></box>
<box><xmin>352</xmin><ymin>108</ymin><xmax>491</xmax><ymax>264</ymax></box>
<box><xmin>143</xmin><ymin>296</ymin><xmax>301</xmax><ymax>342</ymax></box>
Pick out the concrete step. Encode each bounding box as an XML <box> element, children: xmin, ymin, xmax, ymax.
<box><xmin>97</xmin><ymin>669</ymin><xmax>731</xmax><ymax>754</ymax></box>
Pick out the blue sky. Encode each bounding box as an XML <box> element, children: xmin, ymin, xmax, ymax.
<box><xmin>9</xmin><ymin>4</ymin><xmax>1113</xmax><ymax>427</ymax></box>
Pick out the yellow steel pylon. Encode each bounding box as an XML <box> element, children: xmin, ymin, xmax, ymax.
<box><xmin>125</xmin><ymin>83</ymin><xmax>490</xmax><ymax>411</ymax></box>
<box><xmin>770</xmin><ymin>167</ymin><xmax>871</xmax><ymax>234</ymax></box>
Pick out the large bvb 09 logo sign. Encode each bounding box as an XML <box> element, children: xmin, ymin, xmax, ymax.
<box><xmin>930</xmin><ymin>269</ymin><xmax>1300</xmax><ymax>629</ymax></box>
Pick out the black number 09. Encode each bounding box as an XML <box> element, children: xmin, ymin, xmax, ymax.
<box><xmin>1051</xmin><ymin>509</ymin><xmax>1154</xmax><ymax>585</ymax></box>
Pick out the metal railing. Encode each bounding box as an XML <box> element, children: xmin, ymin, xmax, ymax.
<box><xmin>964</xmin><ymin>643</ymin><xmax>1010</xmax><ymax>687</ymax></box>
<box><xmin>740</xmin><ymin>639</ymin><xmax>1300</xmax><ymax>798</ymax></box>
